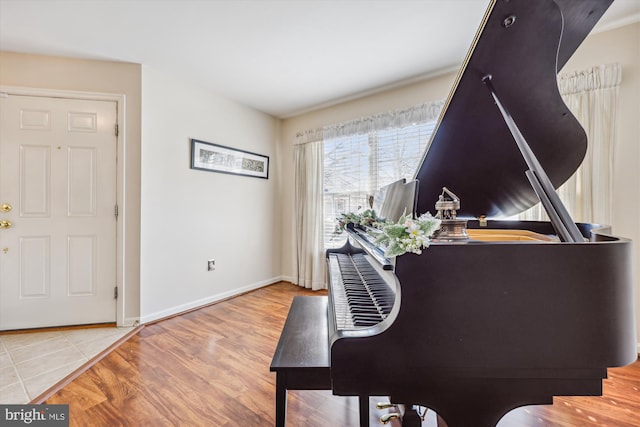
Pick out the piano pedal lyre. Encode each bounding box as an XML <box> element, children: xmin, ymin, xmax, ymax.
<box><xmin>377</xmin><ymin>401</ymin><xmax>399</xmax><ymax>424</ymax></box>
<box><xmin>379</xmin><ymin>403</ymin><xmax>427</xmax><ymax>426</ymax></box>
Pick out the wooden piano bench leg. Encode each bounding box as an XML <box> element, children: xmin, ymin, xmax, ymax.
<box><xmin>275</xmin><ymin>372</ymin><xmax>287</xmax><ymax>427</ymax></box>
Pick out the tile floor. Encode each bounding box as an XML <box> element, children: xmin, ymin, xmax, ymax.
<box><xmin>0</xmin><ymin>326</ymin><xmax>135</xmax><ymax>404</ymax></box>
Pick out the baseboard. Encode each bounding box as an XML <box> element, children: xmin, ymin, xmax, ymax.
<box><xmin>281</xmin><ymin>275</ymin><xmax>297</xmax><ymax>285</ymax></box>
<box><xmin>139</xmin><ymin>276</ymin><xmax>284</xmax><ymax>325</ymax></box>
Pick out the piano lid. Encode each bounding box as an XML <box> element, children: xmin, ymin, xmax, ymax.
<box><xmin>414</xmin><ymin>0</ymin><xmax>614</xmax><ymax>219</ymax></box>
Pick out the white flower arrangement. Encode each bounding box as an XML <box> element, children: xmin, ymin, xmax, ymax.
<box><xmin>335</xmin><ymin>209</ymin><xmax>441</xmax><ymax>257</ymax></box>
<box><xmin>374</xmin><ymin>213</ymin><xmax>441</xmax><ymax>257</ymax></box>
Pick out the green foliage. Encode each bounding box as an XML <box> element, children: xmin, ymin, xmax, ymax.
<box><xmin>334</xmin><ymin>209</ymin><xmax>386</xmax><ymax>233</ymax></box>
<box><xmin>335</xmin><ymin>209</ymin><xmax>441</xmax><ymax>257</ymax></box>
<box><xmin>375</xmin><ymin>213</ymin><xmax>441</xmax><ymax>257</ymax></box>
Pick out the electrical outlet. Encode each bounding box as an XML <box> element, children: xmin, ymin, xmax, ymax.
<box><xmin>207</xmin><ymin>259</ymin><xmax>215</xmax><ymax>271</ymax></box>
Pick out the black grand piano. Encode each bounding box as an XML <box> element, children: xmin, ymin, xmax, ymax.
<box><xmin>270</xmin><ymin>0</ymin><xmax>637</xmax><ymax>426</ymax></box>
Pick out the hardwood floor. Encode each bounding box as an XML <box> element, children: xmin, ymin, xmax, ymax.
<box><xmin>45</xmin><ymin>282</ymin><xmax>640</xmax><ymax>426</ymax></box>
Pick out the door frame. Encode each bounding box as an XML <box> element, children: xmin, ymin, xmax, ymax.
<box><xmin>1</xmin><ymin>85</ymin><xmax>128</xmax><ymax>327</ymax></box>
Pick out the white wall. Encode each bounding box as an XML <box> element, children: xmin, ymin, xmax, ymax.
<box><xmin>140</xmin><ymin>66</ymin><xmax>281</xmax><ymax>323</ymax></box>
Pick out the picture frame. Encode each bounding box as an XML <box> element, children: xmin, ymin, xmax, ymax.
<box><xmin>190</xmin><ymin>139</ymin><xmax>269</xmax><ymax>179</ymax></box>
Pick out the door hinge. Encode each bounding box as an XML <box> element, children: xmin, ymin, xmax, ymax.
<box><xmin>115</xmin><ymin>204</ymin><xmax>119</xmax><ymax>220</ymax></box>
<box><xmin>114</xmin><ymin>286</ymin><xmax>118</xmax><ymax>299</ymax></box>
<box><xmin>115</xmin><ymin>123</ymin><xmax>119</xmax><ymax>137</ymax></box>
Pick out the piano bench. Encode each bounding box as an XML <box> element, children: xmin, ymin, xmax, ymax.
<box><xmin>270</xmin><ymin>296</ymin><xmax>369</xmax><ymax>427</ymax></box>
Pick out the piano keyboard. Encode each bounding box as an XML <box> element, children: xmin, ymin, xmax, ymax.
<box><xmin>328</xmin><ymin>252</ymin><xmax>396</xmax><ymax>330</ymax></box>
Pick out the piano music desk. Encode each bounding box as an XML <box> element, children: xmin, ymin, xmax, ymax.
<box><xmin>270</xmin><ymin>296</ymin><xmax>369</xmax><ymax>427</ymax></box>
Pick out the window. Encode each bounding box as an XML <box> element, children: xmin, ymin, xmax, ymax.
<box><xmin>323</xmin><ymin>121</ymin><xmax>438</xmax><ymax>248</ymax></box>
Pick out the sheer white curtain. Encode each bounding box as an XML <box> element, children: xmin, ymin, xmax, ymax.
<box><xmin>519</xmin><ymin>63</ymin><xmax>621</xmax><ymax>224</ymax></box>
<box><xmin>293</xmin><ymin>131</ymin><xmax>326</xmax><ymax>290</ymax></box>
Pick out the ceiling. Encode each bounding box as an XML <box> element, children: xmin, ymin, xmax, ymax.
<box><xmin>1</xmin><ymin>0</ymin><xmax>639</xmax><ymax>118</ymax></box>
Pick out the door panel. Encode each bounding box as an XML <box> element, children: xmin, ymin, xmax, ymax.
<box><xmin>19</xmin><ymin>236</ymin><xmax>50</xmax><ymax>298</ymax></box>
<box><xmin>0</xmin><ymin>95</ymin><xmax>117</xmax><ymax>330</ymax></box>
<box><xmin>20</xmin><ymin>145</ymin><xmax>51</xmax><ymax>216</ymax></box>
<box><xmin>68</xmin><ymin>147</ymin><xmax>97</xmax><ymax>216</ymax></box>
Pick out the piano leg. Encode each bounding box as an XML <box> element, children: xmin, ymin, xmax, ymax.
<box><xmin>359</xmin><ymin>396</ymin><xmax>369</xmax><ymax>427</ymax></box>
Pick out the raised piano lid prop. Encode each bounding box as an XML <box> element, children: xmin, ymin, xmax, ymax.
<box><xmin>277</xmin><ymin>1</ymin><xmax>637</xmax><ymax>426</ymax></box>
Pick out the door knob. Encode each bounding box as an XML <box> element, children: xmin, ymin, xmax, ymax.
<box><xmin>0</xmin><ymin>203</ymin><xmax>11</xmax><ymax>212</ymax></box>
<box><xmin>0</xmin><ymin>220</ymin><xmax>11</xmax><ymax>229</ymax></box>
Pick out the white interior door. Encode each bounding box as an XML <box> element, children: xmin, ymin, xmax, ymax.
<box><xmin>0</xmin><ymin>94</ymin><xmax>117</xmax><ymax>330</ymax></box>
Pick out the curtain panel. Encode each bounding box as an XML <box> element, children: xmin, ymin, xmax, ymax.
<box><xmin>520</xmin><ymin>63</ymin><xmax>621</xmax><ymax>224</ymax></box>
<box><xmin>293</xmin><ymin>139</ymin><xmax>326</xmax><ymax>290</ymax></box>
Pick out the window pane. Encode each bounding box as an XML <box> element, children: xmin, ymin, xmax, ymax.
<box><xmin>323</xmin><ymin>121</ymin><xmax>437</xmax><ymax>249</ymax></box>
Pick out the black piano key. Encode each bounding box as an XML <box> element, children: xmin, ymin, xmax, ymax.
<box><xmin>331</xmin><ymin>252</ymin><xmax>396</xmax><ymax>329</ymax></box>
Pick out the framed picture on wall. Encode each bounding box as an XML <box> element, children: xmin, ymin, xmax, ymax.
<box><xmin>190</xmin><ymin>138</ymin><xmax>269</xmax><ymax>179</ymax></box>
